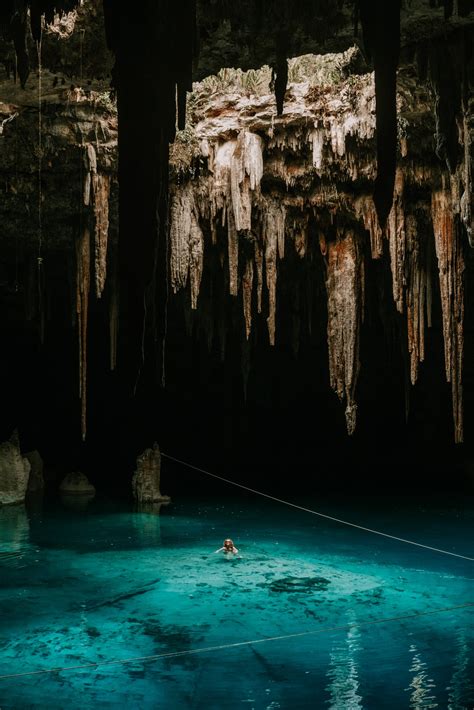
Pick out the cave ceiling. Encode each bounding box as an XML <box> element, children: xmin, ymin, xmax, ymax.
<box><xmin>0</xmin><ymin>0</ymin><xmax>473</xmax><ymax>445</ymax></box>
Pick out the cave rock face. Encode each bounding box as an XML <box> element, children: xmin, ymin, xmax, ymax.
<box><xmin>132</xmin><ymin>443</ymin><xmax>170</xmax><ymax>503</ymax></box>
<box><xmin>0</xmin><ymin>435</ymin><xmax>31</xmax><ymax>505</ymax></box>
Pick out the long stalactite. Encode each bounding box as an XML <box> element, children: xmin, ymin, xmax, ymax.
<box><xmin>76</xmin><ymin>225</ymin><xmax>90</xmax><ymax>441</ymax></box>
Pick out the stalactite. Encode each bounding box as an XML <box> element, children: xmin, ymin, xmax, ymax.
<box><xmin>227</xmin><ymin>209</ymin><xmax>239</xmax><ymax>297</ymax></box>
<box><xmin>431</xmin><ymin>184</ymin><xmax>465</xmax><ymax>443</ymax></box>
<box><xmin>265</xmin><ymin>223</ymin><xmax>277</xmax><ymax>347</ymax></box>
<box><xmin>386</xmin><ymin>168</ymin><xmax>406</xmax><ymax>313</ymax></box>
<box><xmin>254</xmin><ymin>239</ymin><xmax>263</xmax><ymax>314</ymax></box>
<box><xmin>170</xmin><ymin>184</ymin><xmax>193</xmax><ymax>294</ymax></box>
<box><xmin>242</xmin><ymin>257</ymin><xmax>254</xmax><ymax>339</ymax></box>
<box><xmin>230</xmin><ymin>131</ymin><xmax>263</xmax><ymax>232</ymax></box>
<box><xmin>189</xmin><ymin>212</ymin><xmax>204</xmax><ymax>309</ymax></box>
<box><xmin>76</xmin><ymin>225</ymin><xmax>90</xmax><ymax>441</ymax></box>
<box><xmin>459</xmin><ymin>110</ymin><xmax>472</xmax><ymax>247</ymax></box>
<box><xmin>92</xmin><ymin>172</ymin><xmax>111</xmax><ymax>298</ymax></box>
<box><xmin>311</xmin><ymin>128</ymin><xmax>325</xmax><ymax>170</ymax></box>
<box><xmin>82</xmin><ymin>143</ymin><xmax>110</xmax><ymax>298</ymax></box>
<box><xmin>322</xmin><ymin>229</ymin><xmax>364</xmax><ymax>435</ymax></box>
<box><xmin>263</xmin><ymin>201</ymin><xmax>285</xmax><ymax>345</ymax></box>
<box><xmin>83</xmin><ymin>144</ymin><xmax>96</xmax><ymax>207</ymax></box>
<box><xmin>405</xmin><ymin>213</ymin><xmax>426</xmax><ymax>385</ymax></box>
<box><xmin>355</xmin><ymin>196</ymin><xmax>383</xmax><ymax>259</ymax></box>
<box><xmin>291</xmin><ymin>215</ymin><xmax>309</xmax><ymax>258</ymax></box>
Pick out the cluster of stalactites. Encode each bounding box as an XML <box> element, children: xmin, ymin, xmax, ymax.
<box><xmin>171</xmin><ymin>139</ymin><xmax>470</xmax><ymax>440</ymax></box>
<box><xmin>359</xmin><ymin>165</ymin><xmax>465</xmax><ymax>439</ymax></box>
<box><xmin>0</xmin><ymin>1</ymin><xmax>79</xmax><ymax>87</ymax></box>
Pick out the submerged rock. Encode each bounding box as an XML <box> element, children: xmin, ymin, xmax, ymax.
<box><xmin>267</xmin><ymin>576</ymin><xmax>331</xmax><ymax>594</ymax></box>
<box><xmin>25</xmin><ymin>450</ymin><xmax>44</xmax><ymax>493</ymax></box>
<box><xmin>0</xmin><ymin>432</ymin><xmax>31</xmax><ymax>505</ymax></box>
<box><xmin>132</xmin><ymin>443</ymin><xmax>171</xmax><ymax>504</ymax></box>
<box><xmin>59</xmin><ymin>471</ymin><xmax>96</xmax><ymax>496</ymax></box>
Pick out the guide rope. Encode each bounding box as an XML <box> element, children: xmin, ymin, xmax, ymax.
<box><xmin>0</xmin><ymin>602</ymin><xmax>472</xmax><ymax>681</ymax></box>
<box><xmin>161</xmin><ymin>453</ymin><xmax>474</xmax><ymax>562</ymax></box>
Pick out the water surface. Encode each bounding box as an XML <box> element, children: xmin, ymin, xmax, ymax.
<box><xmin>0</xmin><ymin>493</ymin><xmax>473</xmax><ymax>708</ymax></box>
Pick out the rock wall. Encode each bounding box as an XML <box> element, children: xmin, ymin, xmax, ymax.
<box><xmin>0</xmin><ymin>433</ymin><xmax>31</xmax><ymax>505</ymax></box>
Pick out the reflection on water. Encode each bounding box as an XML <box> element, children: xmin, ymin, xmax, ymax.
<box><xmin>132</xmin><ymin>502</ymin><xmax>168</xmax><ymax>546</ymax></box>
<box><xmin>0</xmin><ymin>505</ymin><xmax>30</xmax><ymax>565</ymax></box>
<box><xmin>60</xmin><ymin>493</ymin><xmax>95</xmax><ymax>512</ymax></box>
<box><xmin>325</xmin><ymin>613</ymin><xmax>363</xmax><ymax>709</ymax></box>
<box><xmin>0</xmin><ymin>496</ymin><xmax>473</xmax><ymax>708</ymax></box>
<box><xmin>406</xmin><ymin>644</ymin><xmax>438</xmax><ymax>708</ymax></box>
<box><xmin>447</xmin><ymin>631</ymin><xmax>474</xmax><ymax>709</ymax></box>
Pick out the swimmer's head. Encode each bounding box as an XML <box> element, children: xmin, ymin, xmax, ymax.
<box><xmin>224</xmin><ymin>538</ymin><xmax>234</xmax><ymax>548</ymax></box>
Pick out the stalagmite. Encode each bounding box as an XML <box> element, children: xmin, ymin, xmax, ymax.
<box><xmin>323</xmin><ymin>229</ymin><xmax>364</xmax><ymax>435</ymax></box>
<box><xmin>386</xmin><ymin>168</ymin><xmax>406</xmax><ymax>314</ymax></box>
<box><xmin>76</xmin><ymin>226</ymin><xmax>90</xmax><ymax>441</ymax></box>
<box><xmin>431</xmin><ymin>185</ymin><xmax>465</xmax><ymax>443</ymax></box>
<box><xmin>92</xmin><ymin>172</ymin><xmax>111</xmax><ymax>298</ymax></box>
<box><xmin>242</xmin><ymin>258</ymin><xmax>254</xmax><ymax>339</ymax></box>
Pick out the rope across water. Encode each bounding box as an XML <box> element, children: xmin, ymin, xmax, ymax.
<box><xmin>0</xmin><ymin>453</ymin><xmax>471</xmax><ymax>682</ymax></box>
<box><xmin>0</xmin><ymin>603</ymin><xmax>472</xmax><ymax>680</ymax></box>
<box><xmin>161</xmin><ymin>453</ymin><xmax>474</xmax><ymax>562</ymax></box>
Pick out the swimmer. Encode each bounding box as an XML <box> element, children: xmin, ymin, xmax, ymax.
<box><xmin>215</xmin><ymin>538</ymin><xmax>239</xmax><ymax>555</ymax></box>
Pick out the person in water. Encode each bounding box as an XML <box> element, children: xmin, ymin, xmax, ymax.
<box><xmin>215</xmin><ymin>538</ymin><xmax>239</xmax><ymax>555</ymax></box>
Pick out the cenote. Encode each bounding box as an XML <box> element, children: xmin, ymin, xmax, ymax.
<box><xmin>1</xmin><ymin>492</ymin><xmax>474</xmax><ymax>708</ymax></box>
<box><xmin>1</xmin><ymin>1</ymin><xmax>474</xmax><ymax>707</ymax></box>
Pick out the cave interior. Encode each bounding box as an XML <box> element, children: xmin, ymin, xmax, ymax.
<box><xmin>0</xmin><ymin>0</ymin><xmax>473</xmax><ymax>495</ymax></box>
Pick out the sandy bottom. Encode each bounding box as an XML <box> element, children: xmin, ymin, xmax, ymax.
<box><xmin>0</xmin><ymin>493</ymin><xmax>473</xmax><ymax>708</ymax></box>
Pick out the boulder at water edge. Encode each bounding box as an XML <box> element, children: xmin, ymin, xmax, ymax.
<box><xmin>0</xmin><ymin>433</ymin><xmax>31</xmax><ymax>505</ymax></box>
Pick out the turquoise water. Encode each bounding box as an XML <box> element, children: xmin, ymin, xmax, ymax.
<box><xmin>0</xmin><ymin>492</ymin><xmax>473</xmax><ymax>709</ymax></box>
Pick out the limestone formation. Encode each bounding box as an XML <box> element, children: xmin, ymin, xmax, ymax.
<box><xmin>132</xmin><ymin>443</ymin><xmax>170</xmax><ymax>504</ymax></box>
<box><xmin>0</xmin><ymin>434</ymin><xmax>31</xmax><ymax>505</ymax></box>
<box><xmin>59</xmin><ymin>471</ymin><xmax>96</xmax><ymax>496</ymax></box>
<box><xmin>0</xmin><ymin>3</ymin><xmax>472</xmax><ymax>447</ymax></box>
<box><xmin>167</xmin><ymin>52</ymin><xmax>473</xmax><ymax>441</ymax></box>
